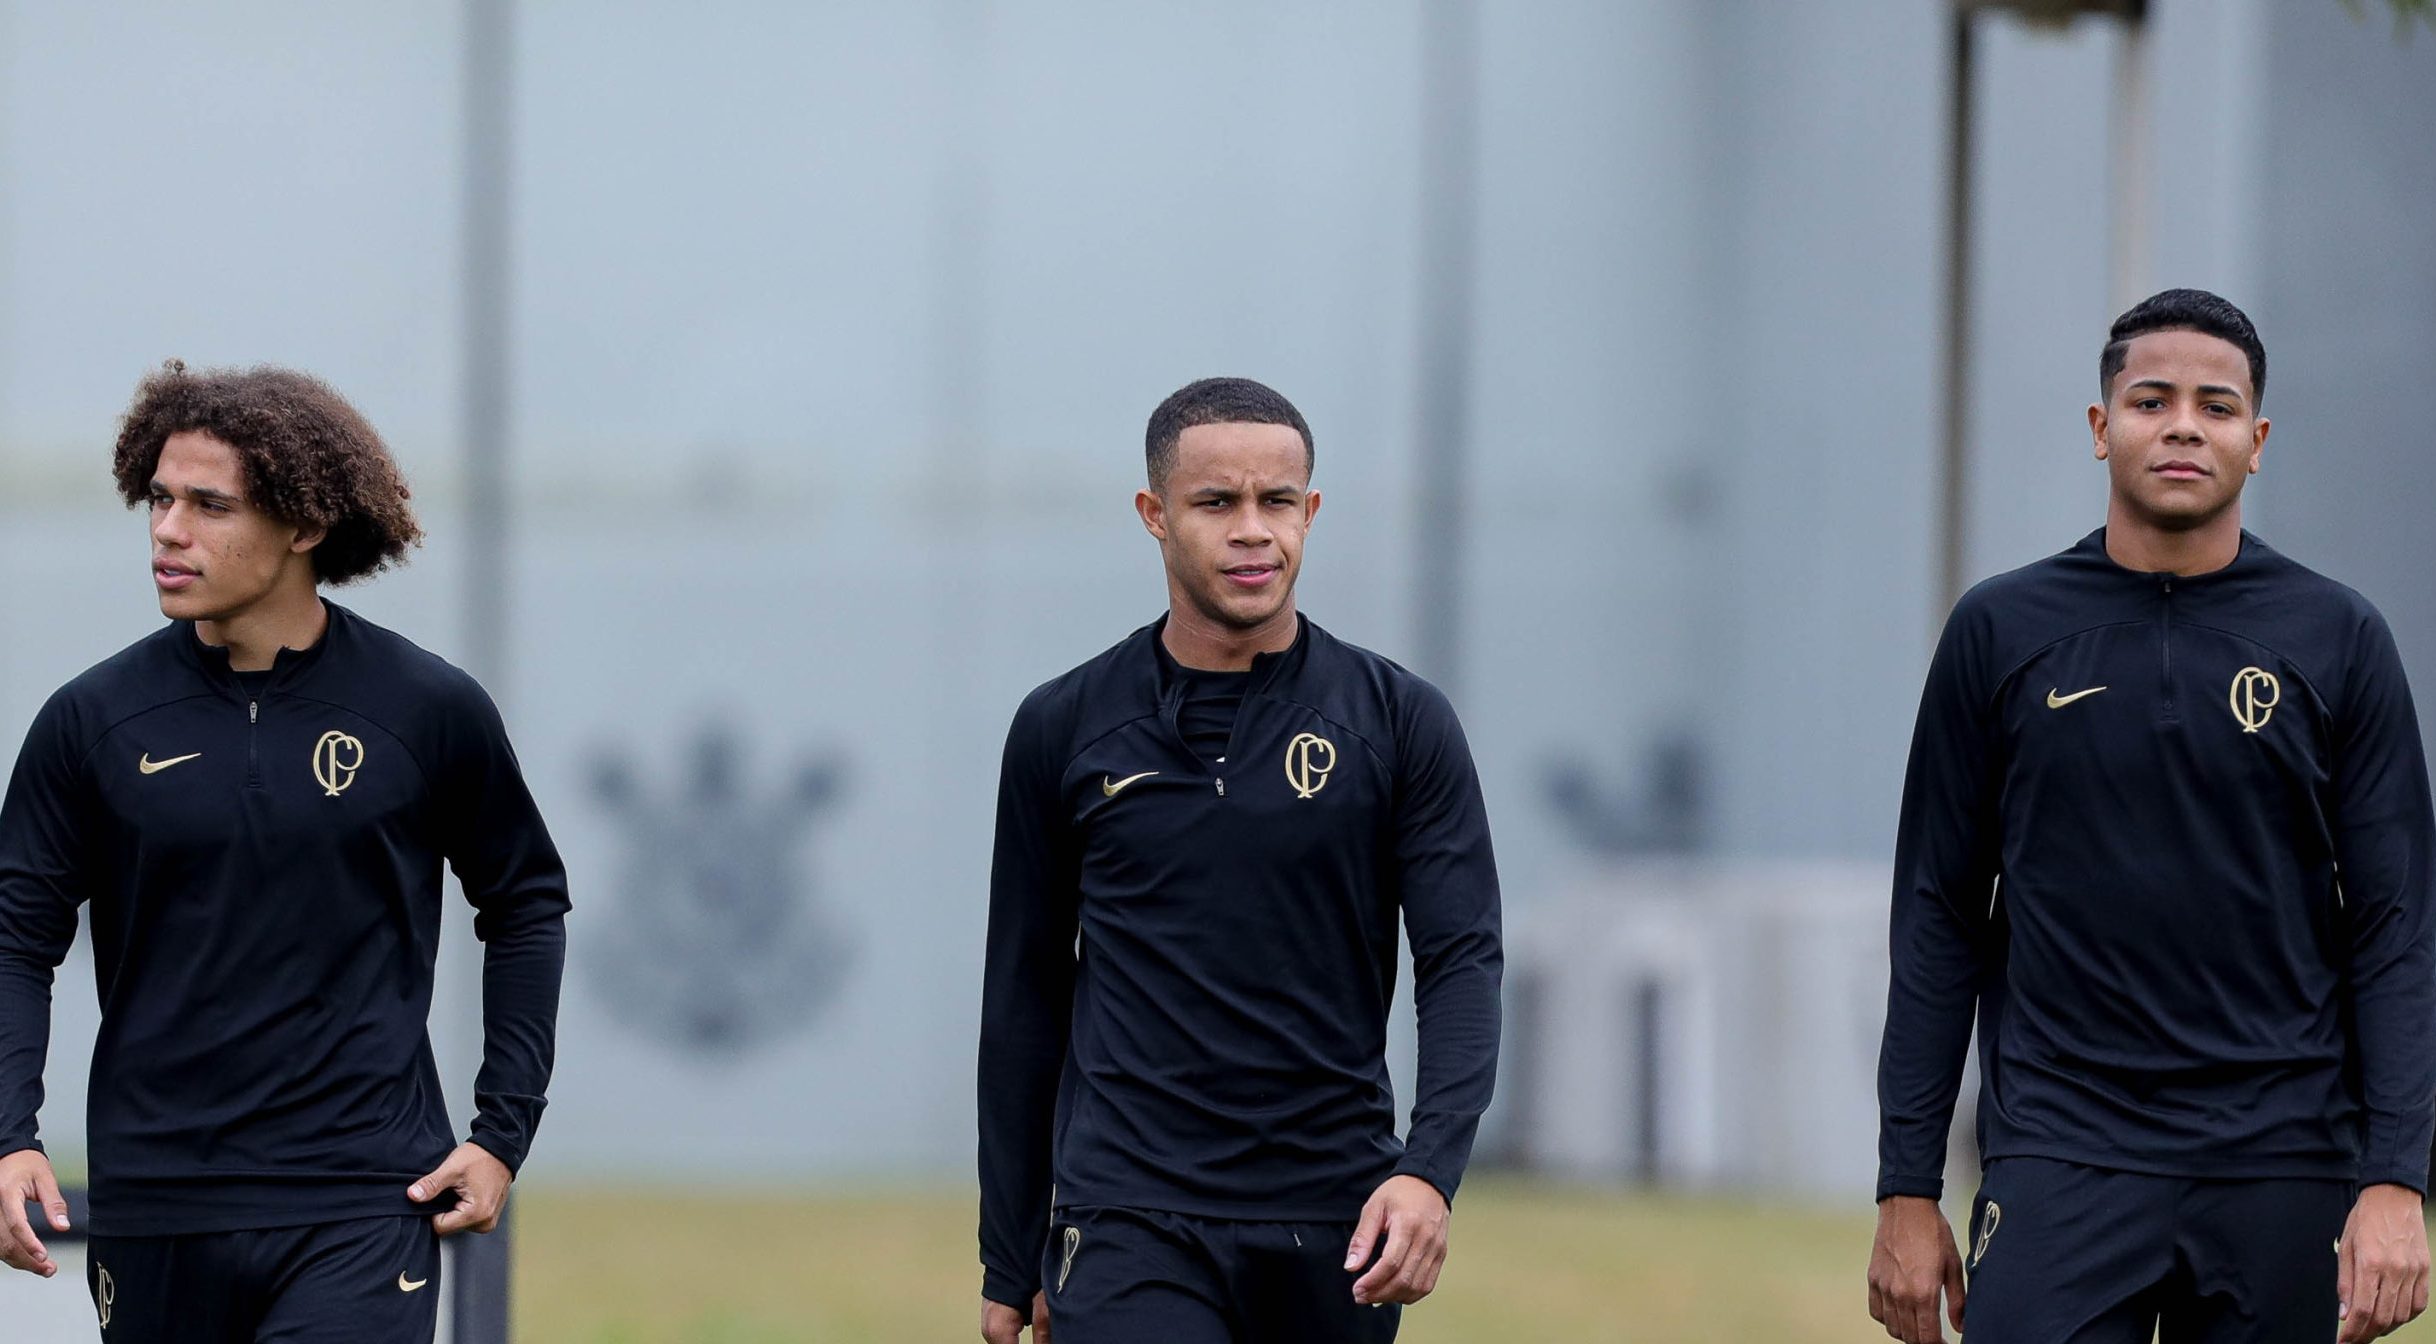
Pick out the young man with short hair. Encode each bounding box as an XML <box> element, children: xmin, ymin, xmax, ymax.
<box><xmin>977</xmin><ymin>377</ymin><xmax>1503</xmax><ymax>1344</ymax></box>
<box><xmin>0</xmin><ymin>363</ymin><xmax>571</xmax><ymax>1342</ymax></box>
<box><xmin>1869</xmin><ymin>291</ymin><xmax>2435</xmax><ymax>1343</ymax></box>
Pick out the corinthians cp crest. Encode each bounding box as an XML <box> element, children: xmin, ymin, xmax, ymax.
<box><xmin>586</xmin><ymin>722</ymin><xmax>852</xmax><ymax>1055</ymax></box>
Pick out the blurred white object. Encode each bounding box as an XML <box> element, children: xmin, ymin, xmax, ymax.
<box><xmin>1508</xmin><ymin>861</ymin><xmax>1890</xmax><ymax>1201</ymax></box>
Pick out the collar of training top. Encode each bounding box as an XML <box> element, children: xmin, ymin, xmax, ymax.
<box><xmin>1147</xmin><ymin>611</ymin><xmax>1310</xmax><ymax>699</ymax></box>
<box><xmin>2077</xmin><ymin>525</ymin><xmax>2269</xmax><ymax>589</ymax></box>
<box><xmin>172</xmin><ymin>599</ymin><xmax>348</xmax><ymax>692</ymax></box>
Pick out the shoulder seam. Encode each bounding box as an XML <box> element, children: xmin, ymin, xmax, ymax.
<box><xmin>276</xmin><ymin>691</ymin><xmax>442</xmax><ymax>792</ymax></box>
<box><xmin>69</xmin><ymin>692</ymin><xmax>230</xmax><ymax>777</ymax></box>
<box><xmin>1061</xmin><ymin>712</ymin><xmax>1165</xmax><ymax>777</ymax></box>
<box><xmin>1984</xmin><ymin>620</ymin><xmax>2152</xmax><ymax>714</ymax></box>
<box><xmin>1256</xmin><ymin>693</ymin><xmax>1392</xmax><ymax>773</ymax></box>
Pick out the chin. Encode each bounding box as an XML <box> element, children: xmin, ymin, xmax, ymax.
<box><xmin>1200</xmin><ymin>593</ymin><xmax>1288</xmax><ymax>632</ymax></box>
<box><xmin>156</xmin><ymin>591</ymin><xmax>219</xmax><ymax>623</ymax></box>
<box><xmin>2134</xmin><ymin>498</ymin><xmax>2235</xmax><ymax>532</ymax></box>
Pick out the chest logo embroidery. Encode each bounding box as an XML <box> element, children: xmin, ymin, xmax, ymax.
<box><xmin>2044</xmin><ymin>686</ymin><xmax>2107</xmax><ymax>709</ymax></box>
<box><xmin>1102</xmin><ymin>771</ymin><xmax>1158</xmax><ymax>798</ymax></box>
<box><xmin>313</xmin><ymin>730</ymin><xmax>366</xmax><ymax>797</ymax></box>
<box><xmin>1285</xmin><ymin>732</ymin><xmax>1337</xmax><ymax>799</ymax></box>
<box><xmin>138</xmin><ymin>751</ymin><xmax>202</xmax><ymax>775</ymax></box>
<box><xmin>2230</xmin><ymin>667</ymin><xmax>2281</xmax><ymax>734</ymax></box>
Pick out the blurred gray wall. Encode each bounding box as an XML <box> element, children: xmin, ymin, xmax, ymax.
<box><xmin>0</xmin><ymin>0</ymin><xmax>2429</xmax><ymax>1184</ymax></box>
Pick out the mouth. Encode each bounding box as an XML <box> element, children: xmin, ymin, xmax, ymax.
<box><xmin>154</xmin><ymin>559</ymin><xmax>198</xmax><ymax>592</ymax></box>
<box><xmin>2151</xmin><ymin>459</ymin><xmax>2212</xmax><ymax>480</ymax></box>
<box><xmin>1219</xmin><ymin>562</ymin><xmax>1282</xmax><ymax>590</ymax></box>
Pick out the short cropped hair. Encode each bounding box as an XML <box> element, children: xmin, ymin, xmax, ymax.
<box><xmin>1144</xmin><ymin>377</ymin><xmax>1314</xmax><ymax>490</ymax></box>
<box><xmin>2099</xmin><ymin>288</ymin><xmax>2267</xmax><ymax>407</ymax></box>
<box><xmin>112</xmin><ymin>361</ymin><xmax>423</xmax><ymax>585</ymax></box>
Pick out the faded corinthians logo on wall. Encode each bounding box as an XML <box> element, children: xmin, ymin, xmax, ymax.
<box><xmin>585</xmin><ymin>723</ymin><xmax>852</xmax><ymax>1055</ymax></box>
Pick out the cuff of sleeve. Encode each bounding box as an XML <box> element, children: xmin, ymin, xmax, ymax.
<box><xmin>1391</xmin><ymin>1158</ymin><xmax>1461</xmax><ymax>1206</ymax></box>
<box><xmin>0</xmin><ymin>1136</ymin><xmax>42</xmax><ymax>1158</ymax></box>
<box><xmin>466</xmin><ymin>1127</ymin><xmax>530</xmax><ymax>1176</ymax></box>
<box><xmin>983</xmin><ymin>1268</ymin><xmax>1039</xmax><ymax>1310</ymax></box>
<box><xmin>1876</xmin><ymin>1172</ymin><xmax>1944</xmax><ymax>1203</ymax></box>
<box><xmin>2358</xmin><ymin>1164</ymin><xmax>2429</xmax><ymax>1197</ymax></box>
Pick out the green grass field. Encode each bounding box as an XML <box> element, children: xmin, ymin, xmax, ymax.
<box><xmin>513</xmin><ymin>1178</ymin><xmax>2435</xmax><ymax>1343</ymax></box>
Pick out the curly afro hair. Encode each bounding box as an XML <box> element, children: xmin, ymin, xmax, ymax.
<box><xmin>112</xmin><ymin>361</ymin><xmax>424</xmax><ymax>586</ymax></box>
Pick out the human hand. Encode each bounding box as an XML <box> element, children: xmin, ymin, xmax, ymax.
<box><xmin>1866</xmin><ymin>1195</ymin><xmax>1965</xmax><ymax>1343</ymax></box>
<box><xmin>0</xmin><ymin>1148</ymin><xmax>67</xmax><ymax>1278</ymax></box>
<box><xmin>1348</xmin><ymin>1174</ymin><xmax>1449</xmax><ymax>1306</ymax></box>
<box><xmin>409</xmin><ymin>1142</ymin><xmax>513</xmax><ymax>1237</ymax></box>
<box><xmin>979</xmin><ymin>1290</ymin><xmax>1048</xmax><ymax>1343</ymax></box>
<box><xmin>2339</xmin><ymin>1183</ymin><xmax>2429</xmax><ymax>1341</ymax></box>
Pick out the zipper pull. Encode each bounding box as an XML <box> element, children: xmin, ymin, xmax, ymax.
<box><xmin>249</xmin><ymin>700</ymin><xmax>258</xmax><ymax>724</ymax></box>
<box><xmin>1215</xmin><ymin>777</ymin><xmax>1226</xmax><ymax>797</ymax></box>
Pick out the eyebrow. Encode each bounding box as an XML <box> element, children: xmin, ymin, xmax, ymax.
<box><xmin>149</xmin><ymin>479</ymin><xmax>243</xmax><ymax>505</ymax></box>
<box><xmin>2126</xmin><ymin>378</ymin><xmax>2247</xmax><ymax>404</ymax></box>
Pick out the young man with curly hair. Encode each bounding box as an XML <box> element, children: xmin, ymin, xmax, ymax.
<box><xmin>0</xmin><ymin>363</ymin><xmax>571</xmax><ymax>1343</ymax></box>
<box><xmin>977</xmin><ymin>378</ymin><xmax>1503</xmax><ymax>1344</ymax></box>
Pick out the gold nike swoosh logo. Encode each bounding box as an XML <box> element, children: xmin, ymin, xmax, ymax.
<box><xmin>398</xmin><ymin>1273</ymin><xmax>428</xmax><ymax>1293</ymax></box>
<box><xmin>2045</xmin><ymin>686</ymin><xmax>2108</xmax><ymax>709</ymax></box>
<box><xmin>138</xmin><ymin>752</ymin><xmax>202</xmax><ymax>775</ymax></box>
<box><xmin>1101</xmin><ymin>771</ymin><xmax>1158</xmax><ymax>798</ymax></box>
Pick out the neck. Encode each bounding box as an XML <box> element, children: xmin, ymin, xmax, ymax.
<box><xmin>2102</xmin><ymin>501</ymin><xmax>2244</xmax><ymax>577</ymax></box>
<box><xmin>1162</xmin><ymin>600</ymin><xmax>1298</xmax><ymax>672</ymax></box>
<box><xmin>197</xmin><ymin>587</ymin><xmax>329</xmax><ymax>672</ymax></box>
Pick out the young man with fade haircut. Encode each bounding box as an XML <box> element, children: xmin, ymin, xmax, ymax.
<box><xmin>976</xmin><ymin>377</ymin><xmax>1503</xmax><ymax>1344</ymax></box>
<box><xmin>0</xmin><ymin>362</ymin><xmax>571</xmax><ymax>1343</ymax></box>
<box><xmin>1867</xmin><ymin>289</ymin><xmax>2436</xmax><ymax>1344</ymax></box>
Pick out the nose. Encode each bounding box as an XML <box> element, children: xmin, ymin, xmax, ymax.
<box><xmin>152</xmin><ymin>502</ymin><xmax>187</xmax><ymax>549</ymax></box>
<box><xmin>1228</xmin><ymin>501</ymin><xmax>1275</xmax><ymax>546</ymax></box>
<box><xmin>2163</xmin><ymin>400</ymin><xmax>2205</xmax><ymax>444</ymax></box>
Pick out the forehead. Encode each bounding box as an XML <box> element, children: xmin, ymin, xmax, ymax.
<box><xmin>2116</xmin><ymin>328</ymin><xmax>2253</xmax><ymax>394</ymax></box>
<box><xmin>154</xmin><ymin>430</ymin><xmax>246</xmax><ymax>486</ymax></box>
<box><xmin>1170</xmin><ymin>421</ymin><xmax>1308</xmax><ymax>487</ymax></box>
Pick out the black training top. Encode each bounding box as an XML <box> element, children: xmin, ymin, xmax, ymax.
<box><xmin>977</xmin><ymin>615</ymin><xmax>1503</xmax><ymax>1309</ymax></box>
<box><xmin>0</xmin><ymin>603</ymin><xmax>570</xmax><ymax>1236</ymax></box>
<box><xmin>1878</xmin><ymin>529</ymin><xmax>2436</xmax><ymax>1202</ymax></box>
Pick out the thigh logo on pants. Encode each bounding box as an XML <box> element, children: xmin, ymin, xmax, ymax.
<box><xmin>1058</xmin><ymin>1227</ymin><xmax>1082</xmax><ymax>1293</ymax></box>
<box><xmin>1971</xmin><ymin>1202</ymin><xmax>2002</xmax><ymax>1270</ymax></box>
<box><xmin>93</xmin><ymin>1264</ymin><xmax>115</xmax><ymax>1329</ymax></box>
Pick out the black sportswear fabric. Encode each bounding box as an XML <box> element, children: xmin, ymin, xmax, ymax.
<box><xmin>978</xmin><ymin>615</ymin><xmax>1502</xmax><ymax>1308</ymax></box>
<box><xmin>0</xmin><ymin>603</ymin><xmax>570</xmax><ymax>1234</ymax></box>
<box><xmin>1877</xmin><ymin>529</ymin><xmax>2436</xmax><ymax>1202</ymax></box>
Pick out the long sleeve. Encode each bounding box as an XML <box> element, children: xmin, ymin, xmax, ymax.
<box><xmin>977</xmin><ymin>693</ymin><xmax>1081</xmax><ymax>1309</ymax></box>
<box><xmin>2329</xmin><ymin>610</ymin><xmax>2436</xmax><ymax>1193</ymax></box>
<box><xmin>1876</xmin><ymin>603</ymin><xmax>2002</xmax><ymax>1202</ymax></box>
<box><xmin>441</xmin><ymin>683</ymin><xmax>571</xmax><ymax>1176</ymax></box>
<box><xmin>0</xmin><ymin>694</ymin><xmax>89</xmax><ymax>1158</ymax></box>
<box><xmin>1387</xmin><ymin>682</ymin><xmax>1502</xmax><ymax>1204</ymax></box>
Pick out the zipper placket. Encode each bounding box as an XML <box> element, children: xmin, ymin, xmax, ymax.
<box><xmin>1162</xmin><ymin>679</ymin><xmax>1253</xmax><ymax>799</ymax></box>
<box><xmin>247</xmin><ymin>694</ymin><xmax>263</xmax><ymax>786</ymax></box>
<box><xmin>2158</xmin><ymin>576</ymin><xmax>2177</xmax><ymax>721</ymax></box>
<box><xmin>1212</xmin><ymin>695</ymin><xmax>1256</xmax><ymax>799</ymax></box>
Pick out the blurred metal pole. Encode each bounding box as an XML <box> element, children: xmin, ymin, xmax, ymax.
<box><xmin>1412</xmin><ymin>0</ymin><xmax>1478</xmax><ymax>699</ymax></box>
<box><xmin>464</xmin><ymin>0</ymin><xmax>513</xmax><ymax>694</ymax></box>
<box><xmin>456</xmin><ymin>0</ymin><xmax>514</xmax><ymax>1339</ymax></box>
<box><xmin>2107</xmin><ymin>12</ymin><xmax>2152</xmax><ymax>314</ymax></box>
<box><xmin>1935</xmin><ymin>6</ymin><xmax>1977</xmax><ymax>620</ymax></box>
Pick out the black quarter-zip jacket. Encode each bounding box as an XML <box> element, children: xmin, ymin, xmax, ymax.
<box><xmin>0</xmin><ymin>603</ymin><xmax>570</xmax><ymax>1235</ymax></box>
<box><xmin>1878</xmin><ymin>529</ymin><xmax>2436</xmax><ymax>1202</ymax></box>
<box><xmin>977</xmin><ymin>616</ymin><xmax>1503</xmax><ymax>1308</ymax></box>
